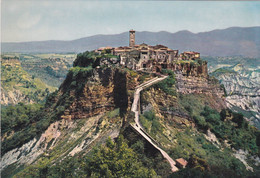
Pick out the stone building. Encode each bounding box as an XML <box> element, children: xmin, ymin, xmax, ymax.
<box><xmin>180</xmin><ymin>51</ymin><xmax>200</xmax><ymax>60</ymax></box>
<box><xmin>175</xmin><ymin>158</ymin><xmax>188</xmax><ymax>169</ymax></box>
<box><xmin>96</xmin><ymin>29</ymin><xmax>201</xmax><ymax>73</ymax></box>
<box><xmin>129</xmin><ymin>29</ymin><xmax>135</xmax><ymax>47</ymax></box>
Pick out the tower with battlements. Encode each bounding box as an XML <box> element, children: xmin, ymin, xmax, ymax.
<box><xmin>129</xmin><ymin>29</ymin><xmax>135</xmax><ymax>47</ymax></box>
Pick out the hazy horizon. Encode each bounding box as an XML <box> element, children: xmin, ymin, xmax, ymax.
<box><xmin>2</xmin><ymin>1</ymin><xmax>260</xmax><ymax>42</ymax></box>
<box><xmin>1</xmin><ymin>26</ymin><xmax>259</xmax><ymax>43</ymax></box>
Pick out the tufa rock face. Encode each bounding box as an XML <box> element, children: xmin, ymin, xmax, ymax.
<box><xmin>175</xmin><ymin>74</ymin><xmax>226</xmax><ymax>111</ymax></box>
<box><xmin>172</xmin><ymin>62</ymin><xmax>208</xmax><ymax>78</ymax></box>
<box><xmin>58</xmin><ymin>67</ymin><xmax>135</xmax><ymax>120</ymax></box>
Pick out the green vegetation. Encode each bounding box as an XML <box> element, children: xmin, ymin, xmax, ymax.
<box><xmin>123</xmin><ymin>127</ymin><xmax>172</xmax><ymax>176</ymax></box>
<box><xmin>177</xmin><ymin>60</ymin><xmax>198</xmax><ymax>66</ymax></box>
<box><xmin>106</xmin><ymin>108</ymin><xmax>120</xmax><ymax>118</ymax></box>
<box><xmin>18</xmin><ymin>53</ymin><xmax>75</xmax><ymax>87</ymax></box>
<box><xmin>1</xmin><ymin>56</ymin><xmax>19</xmax><ymax>60</ymax></box>
<box><xmin>1</xmin><ymin>89</ymin><xmax>69</xmax><ymax>155</ymax></box>
<box><xmin>61</xmin><ymin>66</ymin><xmax>93</xmax><ymax>96</ymax></box>
<box><xmin>193</xmin><ymin>106</ymin><xmax>260</xmax><ymax>155</ymax></box>
<box><xmin>153</xmin><ymin>69</ymin><xmax>176</xmax><ymax>96</ymax></box>
<box><xmin>73</xmin><ymin>50</ymin><xmax>119</xmax><ymax>68</ymax></box>
<box><xmin>140</xmin><ymin>110</ymin><xmax>164</xmax><ymax>137</ymax></box>
<box><xmin>204</xmin><ymin>56</ymin><xmax>260</xmax><ymax>73</ymax></box>
<box><xmin>211</xmin><ymin>68</ymin><xmax>237</xmax><ymax>77</ymax></box>
<box><xmin>14</xmin><ymin>135</ymin><xmax>157</xmax><ymax>178</ymax></box>
<box><xmin>169</xmin><ymin>129</ymin><xmax>249</xmax><ymax>177</ymax></box>
<box><xmin>140</xmin><ymin>85</ymin><xmax>260</xmax><ymax>177</ymax></box>
<box><xmin>176</xmin><ymin>58</ymin><xmax>206</xmax><ymax>67</ymax></box>
<box><xmin>1</xmin><ymin>103</ymin><xmax>43</xmax><ymax>135</ymax></box>
<box><xmin>1</xmin><ymin>60</ymin><xmax>55</xmax><ymax>104</ymax></box>
<box><xmin>178</xmin><ymin>94</ymin><xmax>206</xmax><ymax>117</ymax></box>
<box><xmin>73</xmin><ymin>51</ymin><xmax>97</xmax><ymax>67</ymax></box>
<box><xmin>178</xmin><ymin>93</ymin><xmax>260</xmax><ymax>155</ymax></box>
<box><xmin>1</xmin><ymin>103</ymin><xmax>47</xmax><ymax>154</ymax></box>
<box><xmin>228</xmin><ymin>104</ymin><xmax>260</xmax><ymax>129</ymax></box>
<box><xmin>69</xmin><ymin>66</ymin><xmax>93</xmax><ymax>77</ymax></box>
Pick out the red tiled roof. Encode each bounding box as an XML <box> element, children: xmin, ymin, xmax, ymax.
<box><xmin>176</xmin><ymin>158</ymin><xmax>188</xmax><ymax>166</ymax></box>
<box><xmin>115</xmin><ymin>46</ymin><xmax>131</xmax><ymax>50</ymax></box>
<box><xmin>154</xmin><ymin>44</ymin><xmax>168</xmax><ymax>49</ymax></box>
<box><xmin>183</xmin><ymin>51</ymin><xmax>200</xmax><ymax>55</ymax></box>
<box><xmin>98</xmin><ymin>46</ymin><xmax>113</xmax><ymax>50</ymax></box>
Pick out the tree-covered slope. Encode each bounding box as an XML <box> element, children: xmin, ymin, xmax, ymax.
<box><xmin>20</xmin><ymin>53</ymin><xmax>76</xmax><ymax>87</ymax></box>
<box><xmin>1</xmin><ymin>58</ymin><xmax>56</xmax><ymax>105</ymax></box>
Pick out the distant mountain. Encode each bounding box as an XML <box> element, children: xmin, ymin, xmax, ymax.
<box><xmin>2</xmin><ymin>26</ymin><xmax>260</xmax><ymax>57</ymax></box>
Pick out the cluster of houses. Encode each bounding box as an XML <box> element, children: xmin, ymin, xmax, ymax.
<box><xmin>95</xmin><ymin>30</ymin><xmax>201</xmax><ymax>73</ymax></box>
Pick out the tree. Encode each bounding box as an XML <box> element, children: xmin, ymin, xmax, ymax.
<box><xmin>80</xmin><ymin>135</ymin><xmax>157</xmax><ymax>177</ymax></box>
<box><xmin>232</xmin><ymin>113</ymin><xmax>244</xmax><ymax>128</ymax></box>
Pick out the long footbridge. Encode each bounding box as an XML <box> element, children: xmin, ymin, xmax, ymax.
<box><xmin>130</xmin><ymin>76</ymin><xmax>179</xmax><ymax>172</ymax></box>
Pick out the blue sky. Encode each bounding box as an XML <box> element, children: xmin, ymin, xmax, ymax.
<box><xmin>2</xmin><ymin>0</ymin><xmax>260</xmax><ymax>42</ymax></box>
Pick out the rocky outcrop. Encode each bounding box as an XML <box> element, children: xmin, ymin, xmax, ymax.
<box><xmin>175</xmin><ymin>73</ymin><xmax>226</xmax><ymax>111</ymax></box>
<box><xmin>2</xmin><ymin>119</ymin><xmax>74</xmax><ymax>169</ymax></box>
<box><xmin>2</xmin><ymin>67</ymin><xmax>135</xmax><ymax>174</ymax></box>
<box><xmin>1</xmin><ymin>88</ymin><xmax>34</xmax><ymax>105</ymax></box>
<box><xmin>213</xmin><ymin>64</ymin><xmax>260</xmax><ymax>128</ymax></box>
<box><xmin>172</xmin><ymin>62</ymin><xmax>208</xmax><ymax>78</ymax></box>
<box><xmin>2</xmin><ymin>113</ymin><xmax>121</xmax><ymax>173</ymax></box>
<box><xmin>59</xmin><ymin>68</ymin><xmax>135</xmax><ymax>120</ymax></box>
<box><xmin>150</xmin><ymin>61</ymin><xmax>208</xmax><ymax>78</ymax></box>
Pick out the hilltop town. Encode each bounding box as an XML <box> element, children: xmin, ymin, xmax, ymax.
<box><xmin>91</xmin><ymin>30</ymin><xmax>215</xmax><ymax>172</ymax></box>
<box><xmin>2</xmin><ymin>29</ymin><xmax>260</xmax><ymax>178</ymax></box>
<box><xmin>95</xmin><ymin>29</ymin><xmax>205</xmax><ymax>75</ymax></box>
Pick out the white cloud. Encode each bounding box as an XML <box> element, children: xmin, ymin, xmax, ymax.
<box><xmin>17</xmin><ymin>12</ymin><xmax>42</xmax><ymax>29</ymax></box>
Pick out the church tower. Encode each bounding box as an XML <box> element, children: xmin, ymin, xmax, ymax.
<box><xmin>129</xmin><ymin>29</ymin><xmax>135</xmax><ymax>47</ymax></box>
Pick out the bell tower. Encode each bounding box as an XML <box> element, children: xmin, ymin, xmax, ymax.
<box><xmin>129</xmin><ymin>29</ymin><xmax>135</xmax><ymax>47</ymax></box>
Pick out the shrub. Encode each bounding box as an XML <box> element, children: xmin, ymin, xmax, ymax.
<box><xmin>199</xmin><ymin>107</ymin><xmax>259</xmax><ymax>154</ymax></box>
<box><xmin>73</xmin><ymin>51</ymin><xmax>96</xmax><ymax>67</ymax></box>
<box><xmin>153</xmin><ymin>72</ymin><xmax>176</xmax><ymax>96</ymax></box>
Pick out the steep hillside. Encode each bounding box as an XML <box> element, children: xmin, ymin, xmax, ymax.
<box><xmin>1</xmin><ymin>62</ymin><xmax>158</xmax><ymax>177</ymax></box>
<box><xmin>2</xmin><ymin>52</ymin><xmax>260</xmax><ymax>177</ymax></box>
<box><xmin>211</xmin><ymin>63</ymin><xmax>260</xmax><ymax>129</ymax></box>
<box><xmin>139</xmin><ymin>86</ymin><xmax>260</xmax><ymax>177</ymax></box>
<box><xmin>2</xmin><ymin>27</ymin><xmax>260</xmax><ymax>57</ymax></box>
<box><xmin>1</xmin><ymin>58</ymin><xmax>56</xmax><ymax>105</ymax></box>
